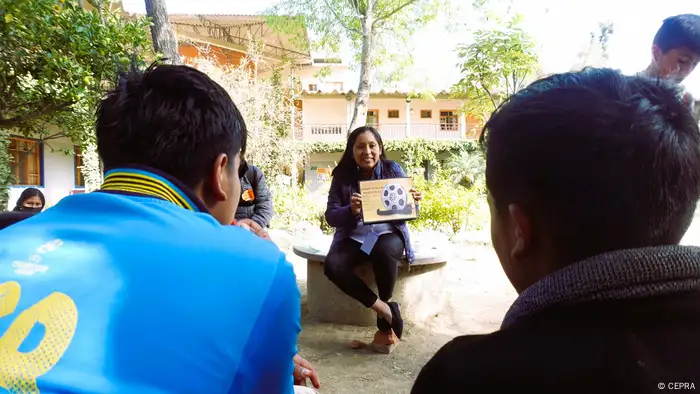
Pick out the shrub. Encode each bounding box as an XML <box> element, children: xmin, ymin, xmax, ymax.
<box><xmin>270</xmin><ymin>180</ymin><xmax>332</xmax><ymax>234</ymax></box>
<box><xmin>411</xmin><ymin>172</ymin><xmax>489</xmax><ymax>234</ymax></box>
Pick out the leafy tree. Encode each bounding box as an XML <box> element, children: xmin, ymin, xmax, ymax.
<box><xmin>0</xmin><ymin>0</ymin><xmax>150</xmax><ymax>206</ymax></box>
<box><xmin>269</xmin><ymin>0</ymin><xmax>447</xmax><ymax>132</ymax></box>
<box><xmin>451</xmin><ymin>14</ymin><xmax>538</xmax><ymax>122</ymax></box>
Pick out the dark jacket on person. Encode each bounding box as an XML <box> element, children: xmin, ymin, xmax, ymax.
<box><xmin>412</xmin><ymin>246</ymin><xmax>700</xmax><ymax>394</ymax></box>
<box><xmin>0</xmin><ymin>211</ymin><xmax>37</xmax><ymax>230</ymax></box>
<box><xmin>235</xmin><ymin>163</ymin><xmax>273</xmax><ymax>228</ymax></box>
<box><xmin>325</xmin><ymin>159</ymin><xmax>415</xmax><ymax>263</ymax></box>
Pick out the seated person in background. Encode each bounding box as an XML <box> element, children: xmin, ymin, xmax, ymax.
<box><xmin>412</xmin><ymin>68</ymin><xmax>700</xmax><ymax>393</ymax></box>
<box><xmin>235</xmin><ymin>156</ymin><xmax>274</xmax><ymax>230</ymax></box>
<box><xmin>12</xmin><ymin>187</ymin><xmax>45</xmax><ymax>213</ymax></box>
<box><xmin>325</xmin><ymin>126</ymin><xmax>422</xmax><ymax>347</ymax></box>
<box><xmin>640</xmin><ymin>13</ymin><xmax>700</xmax><ymax>112</ymax></box>
<box><xmin>0</xmin><ymin>64</ymin><xmax>304</xmax><ymax>393</ymax></box>
<box><xmin>0</xmin><ymin>187</ymin><xmax>47</xmax><ymax>230</ymax></box>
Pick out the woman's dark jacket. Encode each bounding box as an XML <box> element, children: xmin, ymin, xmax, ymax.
<box><xmin>325</xmin><ymin>159</ymin><xmax>415</xmax><ymax>263</ymax></box>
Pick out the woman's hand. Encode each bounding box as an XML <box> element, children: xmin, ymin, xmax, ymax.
<box><xmin>236</xmin><ymin>218</ymin><xmax>271</xmax><ymax>241</ymax></box>
<box><xmin>350</xmin><ymin>192</ymin><xmax>363</xmax><ymax>216</ymax></box>
<box><xmin>410</xmin><ymin>188</ymin><xmax>423</xmax><ymax>203</ymax></box>
<box><xmin>293</xmin><ymin>354</ymin><xmax>321</xmax><ymax>389</ymax></box>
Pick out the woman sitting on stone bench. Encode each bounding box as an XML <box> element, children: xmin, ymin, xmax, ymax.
<box><xmin>324</xmin><ymin>126</ymin><xmax>422</xmax><ymax>348</ymax></box>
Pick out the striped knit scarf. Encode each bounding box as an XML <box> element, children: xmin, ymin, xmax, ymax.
<box><xmin>502</xmin><ymin>245</ymin><xmax>700</xmax><ymax>329</ymax></box>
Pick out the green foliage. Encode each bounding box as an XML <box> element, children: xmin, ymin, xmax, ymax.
<box><xmin>271</xmin><ymin>181</ymin><xmax>332</xmax><ymax>234</ymax></box>
<box><xmin>0</xmin><ymin>0</ymin><xmax>150</xmax><ymax>198</ymax></box>
<box><xmin>267</xmin><ymin>0</ymin><xmax>446</xmax><ymax>87</ymax></box>
<box><xmin>451</xmin><ymin>14</ymin><xmax>538</xmax><ymax>121</ymax></box>
<box><xmin>411</xmin><ymin>171</ymin><xmax>489</xmax><ymax>234</ymax></box>
<box><xmin>0</xmin><ymin>0</ymin><xmax>151</xmax><ymax>137</ymax></box>
<box><xmin>303</xmin><ymin>138</ymin><xmax>478</xmax><ymax>174</ymax></box>
<box><xmin>446</xmin><ymin>145</ymin><xmax>485</xmax><ymax>190</ymax></box>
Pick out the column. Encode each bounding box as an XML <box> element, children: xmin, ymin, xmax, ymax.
<box><xmin>405</xmin><ymin>98</ymin><xmax>412</xmax><ymax>138</ymax></box>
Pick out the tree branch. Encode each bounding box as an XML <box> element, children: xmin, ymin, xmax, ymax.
<box><xmin>479</xmin><ymin>80</ymin><xmax>498</xmax><ymax>110</ymax></box>
<box><xmin>374</xmin><ymin>0</ymin><xmax>419</xmax><ymax>23</ymax></box>
<box><xmin>323</xmin><ymin>0</ymin><xmax>361</xmax><ymax>34</ymax></box>
<box><xmin>0</xmin><ymin>102</ymin><xmax>73</xmax><ymax>130</ymax></box>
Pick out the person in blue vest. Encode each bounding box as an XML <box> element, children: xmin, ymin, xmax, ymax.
<box><xmin>0</xmin><ymin>64</ymin><xmax>315</xmax><ymax>393</ymax></box>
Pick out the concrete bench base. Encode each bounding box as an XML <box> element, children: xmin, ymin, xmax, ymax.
<box><xmin>306</xmin><ymin>259</ymin><xmax>448</xmax><ymax>327</ymax></box>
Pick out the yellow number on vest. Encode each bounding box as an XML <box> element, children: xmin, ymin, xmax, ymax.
<box><xmin>0</xmin><ymin>281</ymin><xmax>78</xmax><ymax>394</ymax></box>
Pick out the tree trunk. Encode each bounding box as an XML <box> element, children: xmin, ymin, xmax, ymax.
<box><xmin>145</xmin><ymin>0</ymin><xmax>181</xmax><ymax>65</ymax></box>
<box><xmin>0</xmin><ymin>131</ymin><xmax>11</xmax><ymax>211</ymax></box>
<box><xmin>348</xmin><ymin>11</ymin><xmax>374</xmax><ymax>134</ymax></box>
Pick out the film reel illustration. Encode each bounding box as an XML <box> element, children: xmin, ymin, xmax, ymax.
<box><xmin>376</xmin><ymin>183</ymin><xmax>414</xmax><ymax>216</ymax></box>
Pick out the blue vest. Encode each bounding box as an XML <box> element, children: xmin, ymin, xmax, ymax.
<box><xmin>0</xmin><ymin>167</ymin><xmax>300</xmax><ymax>394</ymax></box>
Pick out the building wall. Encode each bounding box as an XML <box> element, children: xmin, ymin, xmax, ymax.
<box><xmin>301</xmin><ymin>97</ymin><xmax>465</xmax><ymax>124</ymax></box>
<box><xmin>7</xmin><ymin>137</ymin><xmax>80</xmax><ymax>211</ymax></box>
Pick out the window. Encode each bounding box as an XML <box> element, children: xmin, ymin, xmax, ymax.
<box><xmin>308</xmin><ymin>84</ymin><xmax>318</xmax><ymax>92</ymax></box>
<box><xmin>74</xmin><ymin>146</ymin><xmax>85</xmax><ymax>188</ymax></box>
<box><xmin>324</xmin><ymin>82</ymin><xmax>344</xmax><ymax>92</ymax></box>
<box><xmin>366</xmin><ymin>110</ymin><xmax>379</xmax><ymax>126</ymax></box>
<box><xmin>387</xmin><ymin>109</ymin><xmax>400</xmax><ymax>119</ymax></box>
<box><xmin>440</xmin><ymin>110</ymin><xmax>459</xmax><ymax>131</ymax></box>
<box><xmin>8</xmin><ymin>137</ymin><xmax>42</xmax><ymax>186</ymax></box>
<box><xmin>420</xmin><ymin>110</ymin><xmax>432</xmax><ymax>119</ymax></box>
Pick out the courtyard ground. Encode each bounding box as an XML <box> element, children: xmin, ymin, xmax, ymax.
<box><xmin>279</xmin><ymin>211</ymin><xmax>700</xmax><ymax>394</ymax></box>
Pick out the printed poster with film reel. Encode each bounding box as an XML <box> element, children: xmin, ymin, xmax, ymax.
<box><xmin>359</xmin><ymin>177</ymin><xmax>418</xmax><ymax>224</ymax></box>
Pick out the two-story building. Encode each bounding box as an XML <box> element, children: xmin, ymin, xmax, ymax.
<box><xmin>5</xmin><ymin>10</ymin><xmax>475</xmax><ymax>209</ymax></box>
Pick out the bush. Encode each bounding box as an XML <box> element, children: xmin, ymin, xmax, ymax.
<box><xmin>270</xmin><ymin>171</ymin><xmax>489</xmax><ymax>237</ymax></box>
<box><xmin>270</xmin><ymin>180</ymin><xmax>332</xmax><ymax>234</ymax></box>
<box><xmin>411</xmin><ymin>173</ymin><xmax>489</xmax><ymax>234</ymax></box>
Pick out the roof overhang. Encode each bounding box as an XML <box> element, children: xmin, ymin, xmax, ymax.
<box><xmin>168</xmin><ymin>15</ymin><xmax>311</xmax><ymax>66</ymax></box>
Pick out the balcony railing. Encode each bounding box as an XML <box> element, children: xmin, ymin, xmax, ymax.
<box><xmin>301</xmin><ymin>123</ymin><xmax>463</xmax><ymax>141</ymax></box>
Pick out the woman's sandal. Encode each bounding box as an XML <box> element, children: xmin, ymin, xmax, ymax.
<box><xmin>387</xmin><ymin>301</ymin><xmax>404</xmax><ymax>339</ymax></box>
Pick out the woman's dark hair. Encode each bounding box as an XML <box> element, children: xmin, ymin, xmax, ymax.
<box><xmin>331</xmin><ymin>126</ymin><xmax>387</xmax><ymax>179</ymax></box>
<box><xmin>13</xmin><ymin>188</ymin><xmax>45</xmax><ymax>212</ymax></box>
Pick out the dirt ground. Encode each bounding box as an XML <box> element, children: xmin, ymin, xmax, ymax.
<box><xmin>280</xmin><ymin>211</ymin><xmax>700</xmax><ymax>394</ymax></box>
<box><xmin>283</xmin><ymin>239</ymin><xmax>516</xmax><ymax>394</ymax></box>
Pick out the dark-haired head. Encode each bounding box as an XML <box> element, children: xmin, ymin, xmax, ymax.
<box><xmin>332</xmin><ymin>126</ymin><xmax>387</xmax><ymax>179</ymax></box>
<box><xmin>96</xmin><ymin>63</ymin><xmax>247</xmax><ymax>224</ymax></box>
<box><xmin>650</xmin><ymin>14</ymin><xmax>700</xmax><ymax>82</ymax></box>
<box><xmin>13</xmin><ymin>188</ymin><xmax>45</xmax><ymax>213</ymax></box>
<box><xmin>481</xmin><ymin>68</ymin><xmax>700</xmax><ymax>293</ymax></box>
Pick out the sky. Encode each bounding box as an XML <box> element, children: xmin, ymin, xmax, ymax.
<box><xmin>121</xmin><ymin>0</ymin><xmax>700</xmax><ymax>95</ymax></box>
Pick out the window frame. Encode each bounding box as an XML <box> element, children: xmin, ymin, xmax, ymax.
<box><xmin>74</xmin><ymin>145</ymin><xmax>85</xmax><ymax>189</ymax></box>
<box><xmin>366</xmin><ymin>109</ymin><xmax>380</xmax><ymax>127</ymax></box>
<box><xmin>8</xmin><ymin>136</ymin><xmax>44</xmax><ymax>187</ymax></box>
<box><xmin>420</xmin><ymin>109</ymin><xmax>433</xmax><ymax>119</ymax></box>
<box><xmin>387</xmin><ymin>109</ymin><xmax>400</xmax><ymax>119</ymax></box>
<box><xmin>439</xmin><ymin>110</ymin><xmax>460</xmax><ymax>131</ymax></box>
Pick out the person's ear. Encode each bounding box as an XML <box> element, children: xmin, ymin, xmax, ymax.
<box><xmin>208</xmin><ymin>153</ymin><xmax>230</xmax><ymax>202</ymax></box>
<box><xmin>508</xmin><ymin>203</ymin><xmax>533</xmax><ymax>260</ymax></box>
<box><xmin>652</xmin><ymin>44</ymin><xmax>663</xmax><ymax>63</ymax></box>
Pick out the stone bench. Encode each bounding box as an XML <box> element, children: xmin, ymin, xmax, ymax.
<box><xmin>293</xmin><ymin>242</ymin><xmax>448</xmax><ymax>327</ymax></box>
